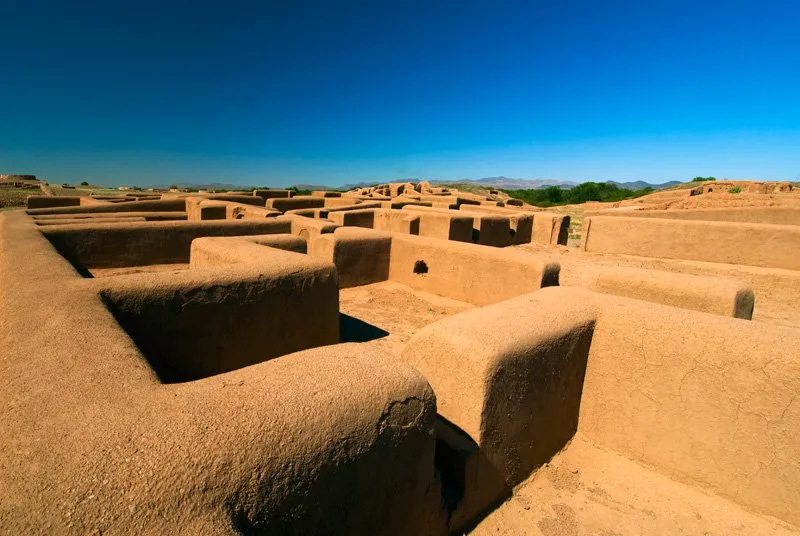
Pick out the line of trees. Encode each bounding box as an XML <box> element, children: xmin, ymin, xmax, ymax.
<box><xmin>502</xmin><ymin>182</ymin><xmax>654</xmax><ymax>207</ymax></box>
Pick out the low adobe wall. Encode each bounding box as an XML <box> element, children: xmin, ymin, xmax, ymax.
<box><xmin>402</xmin><ymin>286</ymin><xmax>800</xmax><ymax>529</ymax></box>
<box><xmin>36</xmin><ymin>216</ymin><xmax>148</xmax><ymax>226</ymax></box>
<box><xmin>329</xmin><ymin>209</ymin><xmax>424</xmax><ymax>236</ymax></box>
<box><xmin>326</xmin><ymin>201</ymin><xmax>382</xmax><ymax>213</ymax></box>
<box><xmin>27</xmin><ymin>195</ymin><xmax>81</xmax><ymax>209</ymax></box>
<box><xmin>311</xmin><ymin>190</ymin><xmax>342</xmax><ymax>198</ymax></box>
<box><xmin>267</xmin><ymin>196</ymin><xmax>326</xmax><ymax>212</ymax></box>
<box><xmin>531</xmin><ymin>213</ymin><xmax>570</xmax><ymax>245</ymax></box>
<box><xmin>578</xmin><ymin>288</ymin><xmax>800</xmax><ymax>526</ymax></box>
<box><xmin>312</xmin><ymin>227</ymin><xmax>392</xmax><ymax>287</ymax></box>
<box><xmin>241</xmin><ymin>233</ymin><xmax>307</xmax><ymax>254</ymax></box>
<box><xmin>41</xmin><ymin>219</ymin><xmax>293</xmax><ymax>268</ymax></box>
<box><xmin>388</xmin><ymin>234</ymin><xmax>559</xmax><ymax>305</ymax></box>
<box><xmin>94</xmin><ymin>237</ymin><xmax>339</xmax><ymax>382</ymax></box>
<box><xmin>588</xmin><ymin>266</ymin><xmax>755</xmax><ymax>319</ymax></box>
<box><xmin>31</xmin><ymin>211</ymin><xmax>188</xmax><ymax>222</ymax></box>
<box><xmin>459</xmin><ymin>205</ymin><xmax>534</xmax><ymax>244</ymax></box>
<box><xmin>186</xmin><ymin>198</ymin><xmax>279</xmax><ymax>221</ymax></box>
<box><xmin>285</xmin><ymin>214</ymin><xmax>338</xmax><ymax>242</ymax></box>
<box><xmin>590</xmin><ymin>206</ymin><xmax>800</xmax><ymax>226</ymax></box>
<box><xmin>403</xmin><ymin>205</ymin><xmax>511</xmax><ymax>246</ymax></box>
<box><xmin>581</xmin><ymin>216</ymin><xmax>800</xmax><ymax>270</ymax></box>
<box><xmin>0</xmin><ymin>209</ymin><xmax>441</xmax><ymax>534</ymax></box>
<box><xmin>311</xmin><ymin>229</ymin><xmax>560</xmax><ymax>305</ymax></box>
<box><xmin>26</xmin><ymin>198</ymin><xmax>186</xmax><ymax>215</ymax></box>
<box><xmin>253</xmin><ymin>189</ymin><xmax>292</xmax><ymax>199</ymax></box>
<box><xmin>402</xmin><ymin>291</ymin><xmax>594</xmax><ymax>530</ymax></box>
<box><xmin>204</xmin><ymin>194</ymin><xmax>266</xmax><ymax>207</ymax></box>
<box><xmin>375</xmin><ymin>209</ymin><xmax>420</xmax><ymax>234</ymax></box>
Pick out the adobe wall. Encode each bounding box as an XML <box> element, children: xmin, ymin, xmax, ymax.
<box><xmin>380</xmin><ymin>199</ymin><xmax>433</xmax><ymax>209</ymax></box>
<box><xmin>31</xmin><ymin>211</ymin><xmax>188</xmax><ymax>222</ymax></box>
<box><xmin>95</xmin><ymin>237</ymin><xmax>340</xmax><ymax>382</ymax></box>
<box><xmin>403</xmin><ymin>205</ymin><xmax>511</xmax><ymax>246</ymax></box>
<box><xmin>588</xmin><ymin>266</ymin><xmax>755</xmax><ymax>319</ymax></box>
<box><xmin>312</xmin><ymin>227</ymin><xmax>392</xmax><ymax>287</ymax></box>
<box><xmin>41</xmin><ymin>219</ymin><xmax>293</xmax><ymax>268</ymax></box>
<box><xmin>189</xmin><ymin>194</ymin><xmax>264</xmax><ymax>207</ymax></box>
<box><xmin>26</xmin><ymin>198</ymin><xmax>187</xmax><ymax>215</ymax></box>
<box><xmin>309</xmin><ymin>229</ymin><xmax>560</xmax><ymax>305</ymax></box>
<box><xmin>27</xmin><ymin>195</ymin><xmax>81</xmax><ymax>208</ymax></box>
<box><xmin>459</xmin><ymin>205</ymin><xmax>534</xmax><ymax>244</ymax></box>
<box><xmin>0</xmin><ymin>209</ymin><xmax>441</xmax><ymax>534</ymax></box>
<box><xmin>375</xmin><ymin>209</ymin><xmax>421</xmax><ymax>234</ymax></box>
<box><xmin>79</xmin><ymin>197</ymin><xmax>113</xmax><ymax>207</ymax></box>
<box><xmin>324</xmin><ymin>197</ymin><xmax>362</xmax><ymax>208</ymax></box>
<box><xmin>35</xmin><ymin>216</ymin><xmax>148</xmax><ymax>226</ymax></box>
<box><xmin>285</xmin><ymin>214</ymin><xmax>338</xmax><ymax>242</ymax></box>
<box><xmin>531</xmin><ymin>213</ymin><xmax>570</xmax><ymax>245</ymax></box>
<box><xmin>388</xmin><ymin>234</ymin><xmax>559</xmax><ymax>305</ymax></box>
<box><xmin>581</xmin><ymin>216</ymin><xmax>800</xmax><ymax>270</ymax></box>
<box><xmin>399</xmin><ymin>206</ymin><xmax>474</xmax><ymax>242</ymax></box>
<box><xmin>266</xmin><ymin>196</ymin><xmax>326</xmax><ymax>212</ymax></box>
<box><xmin>418</xmin><ymin>195</ymin><xmax>482</xmax><ymax>207</ymax></box>
<box><xmin>325</xmin><ymin>201</ymin><xmax>382</xmax><ymax>213</ymax></box>
<box><xmin>327</xmin><ymin>208</ymin><xmax>376</xmax><ymax>228</ymax></box>
<box><xmin>186</xmin><ymin>198</ymin><xmax>279</xmax><ymax>220</ymax></box>
<box><xmin>402</xmin><ymin>294</ymin><xmax>594</xmax><ymax>530</ymax></box>
<box><xmin>253</xmin><ymin>189</ymin><xmax>292</xmax><ymax>199</ymax></box>
<box><xmin>576</xmin><ymin>288</ymin><xmax>800</xmax><ymax>526</ymax></box>
<box><xmin>402</xmin><ymin>286</ymin><xmax>800</xmax><ymax>528</ymax></box>
<box><xmin>590</xmin><ymin>206</ymin><xmax>800</xmax><ymax>226</ymax></box>
<box><xmin>242</xmin><ymin>233</ymin><xmax>307</xmax><ymax>254</ymax></box>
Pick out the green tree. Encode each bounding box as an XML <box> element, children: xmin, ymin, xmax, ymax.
<box><xmin>288</xmin><ymin>186</ymin><xmax>312</xmax><ymax>196</ymax></box>
<box><xmin>502</xmin><ymin>182</ymin><xmax>655</xmax><ymax>208</ymax></box>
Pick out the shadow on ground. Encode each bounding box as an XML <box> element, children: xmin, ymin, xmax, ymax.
<box><xmin>339</xmin><ymin>313</ymin><xmax>390</xmax><ymax>343</ymax></box>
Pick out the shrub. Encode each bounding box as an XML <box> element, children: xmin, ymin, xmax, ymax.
<box><xmin>729</xmin><ymin>186</ymin><xmax>742</xmax><ymax>194</ymax></box>
<box><xmin>501</xmin><ymin>182</ymin><xmax>654</xmax><ymax>208</ymax></box>
<box><xmin>691</xmin><ymin>177</ymin><xmax>716</xmax><ymax>182</ymax></box>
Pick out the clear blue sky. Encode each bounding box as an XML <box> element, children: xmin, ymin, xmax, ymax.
<box><xmin>1</xmin><ymin>0</ymin><xmax>798</xmax><ymax>187</ymax></box>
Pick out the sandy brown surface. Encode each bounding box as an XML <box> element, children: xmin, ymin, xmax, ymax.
<box><xmin>516</xmin><ymin>243</ymin><xmax>800</xmax><ymax>328</ymax></box>
<box><xmin>339</xmin><ymin>281</ymin><xmax>473</xmax><ymax>356</ymax></box>
<box><xmin>90</xmin><ymin>263</ymin><xmax>190</xmax><ymax>277</ymax></box>
<box><xmin>85</xmin><ymin>243</ymin><xmax>800</xmax><ymax>535</ymax></box>
<box><xmin>472</xmin><ymin>435</ymin><xmax>799</xmax><ymax>536</ymax></box>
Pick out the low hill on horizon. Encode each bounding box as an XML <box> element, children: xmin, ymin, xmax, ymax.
<box><xmin>336</xmin><ymin>177</ymin><xmax>682</xmax><ymax>191</ymax></box>
<box><xmin>83</xmin><ymin>177</ymin><xmax>685</xmax><ymax>192</ymax></box>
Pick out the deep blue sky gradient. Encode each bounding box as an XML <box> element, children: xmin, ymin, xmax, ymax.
<box><xmin>1</xmin><ymin>0</ymin><xmax>798</xmax><ymax>186</ymax></box>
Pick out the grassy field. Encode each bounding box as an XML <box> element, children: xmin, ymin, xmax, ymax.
<box><xmin>0</xmin><ymin>184</ymin><xmax>129</xmax><ymax>209</ymax></box>
<box><xmin>0</xmin><ymin>188</ymin><xmax>43</xmax><ymax>209</ymax></box>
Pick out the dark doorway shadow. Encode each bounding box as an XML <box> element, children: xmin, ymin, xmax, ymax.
<box><xmin>339</xmin><ymin>313</ymin><xmax>389</xmax><ymax>343</ymax></box>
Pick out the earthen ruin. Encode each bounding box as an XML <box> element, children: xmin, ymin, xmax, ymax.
<box><xmin>2</xmin><ymin>180</ymin><xmax>800</xmax><ymax>534</ymax></box>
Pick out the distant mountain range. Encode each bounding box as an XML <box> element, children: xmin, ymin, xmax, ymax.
<box><xmin>336</xmin><ymin>177</ymin><xmax>681</xmax><ymax>191</ymax></box>
<box><xmin>146</xmin><ymin>178</ymin><xmax>681</xmax><ymax>192</ymax></box>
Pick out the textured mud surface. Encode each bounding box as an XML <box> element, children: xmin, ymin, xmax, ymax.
<box><xmin>473</xmin><ymin>436</ymin><xmax>799</xmax><ymax>536</ymax></box>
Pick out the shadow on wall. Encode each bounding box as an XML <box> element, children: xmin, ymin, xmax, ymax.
<box><xmin>339</xmin><ymin>313</ymin><xmax>390</xmax><ymax>343</ymax></box>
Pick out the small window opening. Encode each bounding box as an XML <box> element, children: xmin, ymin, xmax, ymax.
<box><xmin>413</xmin><ymin>260</ymin><xmax>428</xmax><ymax>274</ymax></box>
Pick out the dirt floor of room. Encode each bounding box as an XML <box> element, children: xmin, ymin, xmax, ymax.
<box><xmin>339</xmin><ymin>280</ymin><xmax>474</xmax><ymax>356</ymax></box>
<box><xmin>471</xmin><ymin>435</ymin><xmax>798</xmax><ymax>536</ymax></box>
